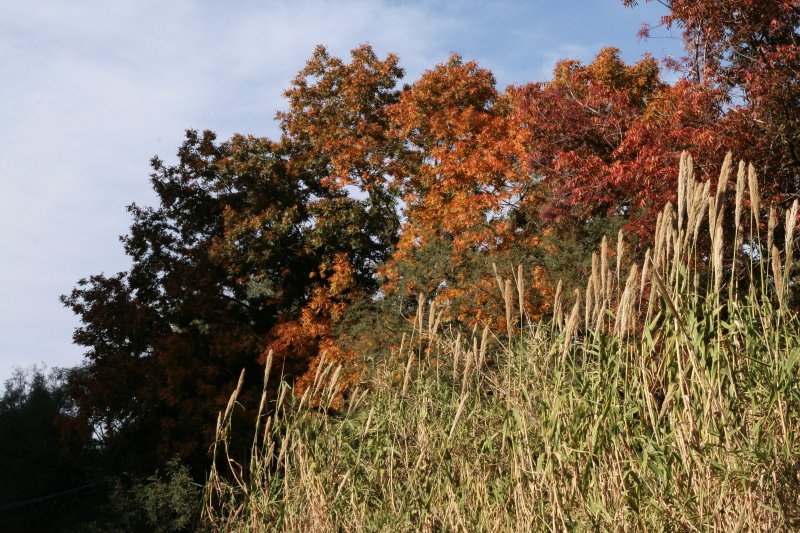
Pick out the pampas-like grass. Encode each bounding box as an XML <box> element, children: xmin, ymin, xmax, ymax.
<box><xmin>204</xmin><ymin>155</ymin><xmax>800</xmax><ymax>532</ymax></box>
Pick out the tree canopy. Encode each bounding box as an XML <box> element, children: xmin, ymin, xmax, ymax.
<box><xmin>59</xmin><ymin>0</ymin><xmax>800</xmax><ymax>481</ymax></box>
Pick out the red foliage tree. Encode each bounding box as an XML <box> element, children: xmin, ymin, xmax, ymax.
<box><xmin>625</xmin><ymin>0</ymin><xmax>800</xmax><ymax>205</ymax></box>
<box><xmin>512</xmin><ymin>47</ymin><xmax>743</xmax><ymax>240</ymax></box>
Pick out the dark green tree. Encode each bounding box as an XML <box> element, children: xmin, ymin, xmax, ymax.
<box><xmin>0</xmin><ymin>367</ymin><xmax>101</xmax><ymax>532</ymax></box>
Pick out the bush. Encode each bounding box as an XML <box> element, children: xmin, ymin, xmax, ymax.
<box><xmin>80</xmin><ymin>459</ymin><xmax>201</xmax><ymax>533</ymax></box>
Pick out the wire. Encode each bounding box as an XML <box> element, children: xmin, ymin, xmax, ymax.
<box><xmin>0</xmin><ymin>481</ymin><xmax>103</xmax><ymax>512</ymax></box>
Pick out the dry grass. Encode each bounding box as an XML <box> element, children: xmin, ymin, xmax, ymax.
<box><xmin>203</xmin><ymin>155</ymin><xmax>800</xmax><ymax>531</ymax></box>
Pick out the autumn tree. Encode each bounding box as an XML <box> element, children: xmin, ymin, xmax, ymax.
<box><xmin>515</xmin><ymin>48</ymin><xmax>716</xmax><ymax>230</ymax></box>
<box><xmin>269</xmin><ymin>44</ymin><xmax>406</xmax><ymax>395</ymax></box>
<box><xmin>380</xmin><ymin>49</ymin><xmax>704</xmax><ymax>328</ymax></box>
<box><xmin>625</xmin><ymin>0</ymin><xmax>800</xmax><ymax>205</ymax></box>
<box><xmin>382</xmin><ymin>55</ymin><xmax>552</xmax><ymax>329</ymax></box>
<box><xmin>62</xmin><ymin>45</ymin><xmax>406</xmax><ymax>474</ymax></box>
<box><xmin>63</xmin><ymin>132</ymin><xmax>294</xmax><ymax>473</ymax></box>
<box><xmin>503</xmin><ymin>47</ymin><xmax>764</xmax><ymax>304</ymax></box>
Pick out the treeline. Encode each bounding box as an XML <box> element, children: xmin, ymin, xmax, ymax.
<box><xmin>2</xmin><ymin>1</ymin><xmax>799</xmax><ymax>530</ymax></box>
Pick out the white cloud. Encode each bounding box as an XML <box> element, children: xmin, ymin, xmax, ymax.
<box><xmin>0</xmin><ymin>0</ymin><xmax>458</xmax><ymax>380</ymax></box>
<box><xmin>537</xmin><ymin>42</ymin><xmax>594</xmax><ymax>80</ymax></box>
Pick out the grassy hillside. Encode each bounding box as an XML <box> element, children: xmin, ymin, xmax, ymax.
<box><xmin>202</xmin><ymin>155</ymin><xmax>800</xmax><ymax>531</ymax></box>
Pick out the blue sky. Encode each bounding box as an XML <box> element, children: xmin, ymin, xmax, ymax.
<box><xmin>0</xmin><ymin>0</ymin><xmax>682</xmax><ymax>382</ymax></box>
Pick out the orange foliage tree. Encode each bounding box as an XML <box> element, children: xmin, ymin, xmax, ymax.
<box><xmin>61</xmin><ymin>45</ymin><xmax>407</xmax><ymax>471</ymax></box>
<box><xmin>381</xmin><ymin>55</ymin><xmax>552</xmax><ymax>330</ymax></box>
<box><xmin>268</xmin><ymin>44</ymin><xmax>406</xmax><ymax>397</ymax></box>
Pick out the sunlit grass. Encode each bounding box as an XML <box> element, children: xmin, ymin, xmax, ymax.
<box><xmin>203</xmin><ymin>155</ymin><xmax>800</xmax><ymax>531</ymax></box>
